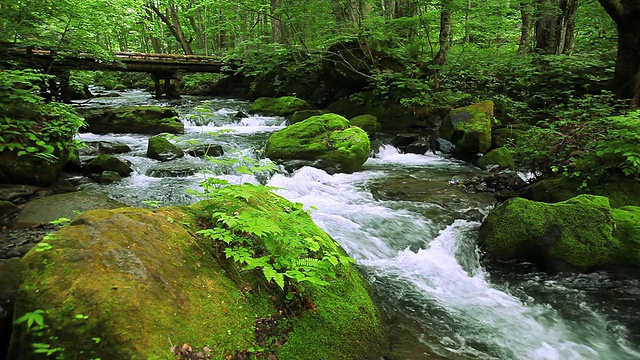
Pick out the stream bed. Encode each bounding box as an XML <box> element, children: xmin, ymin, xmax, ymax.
<box><xmin>73</xmin><ymin>90</ymin><xmax>640</xmax><ymax>360</ymax></box>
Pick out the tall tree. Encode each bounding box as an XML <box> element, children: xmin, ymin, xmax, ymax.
<box><xmin>432</xmin><ymin>0</ymin><xmax>453</xmax><ymax>66</ymax></box>
<box><xmin>535</xmin><ymin>0</ymin><xmax>579</xmax><ymax>54</ymax></box>
<box><xmin>597</xmin><ymin>0</ymin><xmax>640</xmax><ymax>106</ymax></box>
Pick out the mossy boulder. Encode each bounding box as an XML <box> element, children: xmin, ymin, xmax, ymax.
<box><xmin>327</xmin><ymin>91</ymin><xmax>412</xmax><ymax>131</ymax></box>
<box><xmin>522</xmin><ymin>174</ymin><xmax>640</xmax><ymax>208</ymax></box>
<box><xmin>477</xmin><ymin>147</ymin><xmax>515</xmax><ymax>170</ymax></box>
<box><xmin>250</xmin><ymin>96</ymin><xmax>312</xmax><ymax>116</ymax></box>
<box><xmin>85</xmin><ymin>154</ymin><xmax>133</xmax><ymax>177</ymax></box>
<box><xmin>83</xmin><ymin>106</ymin><xmax>184</xmax><ymax>134</ymax></box>
<box><xmin>440</xmin><ymin>100</ymin><xmax>494</xmax><ymax>154</ymax></box>
<box><xmin>479</xmin><ymin>194</ymin><xmax>640</xmax><ymax>273</ymax></box>
<box><xmin>10</xmin><ymin>186</ymin><xmax>386</xmax><ymax>359</ymax></box>
<box><xmin>349</xmin><ymin>114</ymin><xmax>381</xmax><ymax>139</ymax></box>
<box><xmin>265</xmin><ymin>114</ymin><xmax>371</xmax><ymax>173</ymax></box>
<box><xmin>290</xmin><ymin>110</ymin><xmax>328</xmax><ymax>124</ymax></box>
<box><xmin>147</xmin><ymin>135</ymin><xmax>184</xmax><ymax>161</ymax></box>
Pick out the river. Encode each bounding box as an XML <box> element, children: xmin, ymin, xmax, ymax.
<box><xmin>73</xmin><ymin>90</ymin><xmax>640</xmax><ymax>360</ymax></box>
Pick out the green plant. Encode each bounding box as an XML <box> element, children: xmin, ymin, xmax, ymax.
<box><xmin>196</xmin><ymin>183</ymin><xmax>355</xmax><ymax>302</ymax></box>
<box><xmin>15</xmin><ymin>309</ymin><xmax>46</xmax><ymax>332</ymax></box>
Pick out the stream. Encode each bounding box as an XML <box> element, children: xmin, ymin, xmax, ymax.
<box><xmin>73</xmin><ymin>89</ymin><xmax>640</xmax><ymax>360</ymax></box>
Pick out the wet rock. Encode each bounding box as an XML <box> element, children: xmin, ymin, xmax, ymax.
<box><xmin>234</xmin><ymin>111</ymin><xmax>248</xmax><ymax>118</ymax></box>
<box><xmin>477</xmin><ymin>147</ymin><xmax>515</xmax><ymax>170</ymax></box>
<box><xmin>147</xmin><ymin>135</ymin><xmax>184</xmax><ymax>162</ymax></box>
<box><xmin>399</xmin><ymin>141</ymin><xmax>430</xmax><ymax>155</ymax></box>
<box><xmin>83</xmin><ymin>106</ymin><xmax>184</xmax><ymax>134</ymax></box>
<box><xmin>147</xmin><ymin>161</ymin><xmax>203</xmax><ymax>178</ymax></box>
<box><xmin>0</xmin><ymin>201</ymin><xmax>20</xmax><ymax>227</ymax></box>
<box><xmin>13</xmin><ymin>191</ymin><xmax>127</xmax><ymax>229</ymax></box>
<box><xmin>440</xmin><ymin>100</ymin><xmax>493</xmax><ymax>155</ymax></box>
<box><xmin>451</xmin><ymin>170</ymin><xmax>528</xmax><ymax>200</ymax></box>
<box><xmin>0</xmin><ymin>185</ymin><xmax>40</xmax><ymax>203</ymax></box>
<box><xmin>93</xmin><ymin>171</ymin><xmax>122</xmax><ymax>183</ymax></box>
<box><xmin>266</xmin><ymin>114</ymin><xmax>370</xmax><ymax>173</ymax></box>
<box><xmin>280</xmin><ymin>159</ymin><xmax>343</xmax><ymax>175</ymax></box>
<box><xmin>80</xmin><ymin>141</ymin><xmax>131</xmax><ymax>156</ymax></box>
<box><xmin>85</xmin><ymin>154</ymin><xmax>133</xmax><ymax>177</ymax></box>
<box><xmin>390</xmin><ymin>134</ymin><xmax>420</xmax><ymax>148</ymax></box>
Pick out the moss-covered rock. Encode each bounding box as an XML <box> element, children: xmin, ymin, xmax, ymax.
<box><xmin>147</xmin><ymin>135</ymin><xmax>184</xmax><ymax>161</ymax></box>
<box><xmin>610</xmin><ymin>206</ymin><xmax>640</xmax><ymax>269</ymax></box>
<box><xmin>327</xmin><ymin>92</ymin><xmax>412</xmax><ymax>131</ymax></box>
<box><xmin>440</xmin><ymin>100</ymin><xmax>494</xmax><ymax>154</ymax></box>
<box><xmin>478</xmin><ymin>195</ymin><xmax>638</xmax><ymax>272</ymax></box>
<box><xmin>478</xmin><ymin>147</ymin><xmax>515</xmax><ymax>170</ymax></box>
<box><xmin>290</xmin><ymin>110</ymin><xmax>328</xmax><ymax>124</ymax></box>
<box><xmin>250</xmin><ymin>96</ymin><xmax>312</xmax><ymax>116</ymax></box>
<box><xmin>83</xmin><ymin>106</ymin><xmax>184</xmax><ymax>134</ymax></box>
<box><xmin>10</xmin><ymin>186</ymin><xmax>386</xmax><ymax>359</ymax></box>
<box><xmin>349</xmin><ymin>114</ymin><xmax>381</xmax><ymax>139</ymax></box>
<box><xmin>85</xmin><ymin>154</ymin><xmax>133</xmax><ymax>177</ymax></box>
<box><xmin>265</xmin><ymin>114</ymin><xmax>371</xmax><ymax>173</ymax></box>
<box><xmin>522</xmin><ymin>174</ymin><xmax>640</xmax><ymax>208</ymax></box>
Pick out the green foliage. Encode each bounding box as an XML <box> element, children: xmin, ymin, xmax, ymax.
<box><xmin>194</xmin><ymin>171</ymin><xmax>354</xmax><ymax>302</ymax></box>
<box><xmin>0</xmin><ymin>69</ymin><xmax>86</xmax><ymax>163</ymax></box>
<box><xmin>15</xmin><ymin>309</ymin><xmax>46</xmax><ymax>332</ymax></box>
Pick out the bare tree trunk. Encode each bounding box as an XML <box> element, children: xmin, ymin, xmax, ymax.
<box><xmin>535</xmin><ymin>0</ymin><xmax>579</xmax><ymax>54</ymax></box>
<box><xmin>553</xmin><ymin>0</ymin><xmax>579</xmax><ymax>54</ymax></box>
<box><xmin>148</xmin><ymin>2</ymin><xmax>193</xmax><ymax>55</ymax></box>
<box><xmin>270</xmin><ymin>0</ymin><xmax>285</xmax><ymax>43</ymax></box>
<box><xmin>432</xmin><ymin>0</ymin><xmax>453</xmax><ymax>66</ymax></box>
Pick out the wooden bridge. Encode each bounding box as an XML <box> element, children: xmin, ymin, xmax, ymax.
<box><xmin>0</xmin><ymin>44</ymin><xmax>234</xmax><ymax>100</ymax></box>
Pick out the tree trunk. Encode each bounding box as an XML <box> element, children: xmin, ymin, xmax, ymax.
<box><xmin>553</xmin><ymin>0</ymin><xmax>578</xmax><ymax>54</ymax></box>
<box><xmin>270</xmin><ymin>0</ymin><xmax>285</xmax><ymax>43</ymax></box>
<box><xmin>518</xmin><ymin>0</ymin><xmax>534</xmax><ymax>54</ymax></box>
<box><xmin>432</xmin><ymin>0</ymin><xmax>453</xmax><ymax>66</ymax></box>
<box><xmin>534</xmin><ymin>0</ymin><xmax>556</xmax><ymax>53</ymax></box>
<box><xmin>535</xmin><ymin>0</ymin><xmax>579</xmax><ymax>54</ymax></box>
<box><xmin>597</xmin><ymin>0</ymin><xmax>640</xmax><ymax>105</ymax></box>
<box><xmin>148</xmin><ymin>2</ymin><xmax>193</xmax><ymax>55</ymax></box>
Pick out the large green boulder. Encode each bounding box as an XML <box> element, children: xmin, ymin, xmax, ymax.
<box><xmin>265</xmin><ymin>114</ymin><xmax>371</xmax><ymax>173</ymax></box>
<box><xmin>146</xmin><ymin>135</ymin><xmax>184</xmax><ymax>161</ymax></box>
<box><xmin>327</xmin><ymin>91</ymin><xmax>412</xmax><ymax>131</ymax></box>
<box><xmin>83</xmin><ymin>106</ymin><xmax>184</xmax><ymax>134</ymax></box>
<box><xmin>479</xmin><ymin>195</ymin><xmax>640</xmax><ymax>272</ymax></box>
<box><xmin>440</xmin><ymin>100</ymin><xmax>494</xmax><ymax>154</ymax></box>
<box><xmin>251</xmin><ymin>96</ymin><xmax>312</xmax><ymax>116</ymax></box>
<box><xmin>477</xmin><ymin>147</ymin><xmax>515</xmax><ymax>170</ymax></box>
<box><xmin>10</xmin><ymin>187</ymin><xmax>386</xmax><ymax>359</ymax></box>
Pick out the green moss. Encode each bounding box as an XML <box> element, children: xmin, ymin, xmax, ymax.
<box><xmin>492</xmin><ymin>127</ymin><xmax>527</xmax><ymax>148</ymax></box>
<box><xmin>478</xmin><ymin>147</ymin><xmax>515</xmax><ymax>170</ymax></box>
<box><xmin>85</xmin><ymin>154</ymin><xmax>132</xmax><ymax>177</ymax></box>
<box><xmin>265</xmin><ymin>114</ymin><xmax>371</xmax><ymax>173</ymax></box>
<box><xmin>611</xmin><ymin>206</ymin><xmax>640</xmax><ymax>267</ymax></box>
<box><xmin>440</xmin><ymin>100</ymin><xmax>493</xmax><ymax>154</ymax></box>
<box><xmin>147</xmin><ymin>135</ymin><xmax>184</xmax><ymax>161</ymax></box>
<box><xmin>291</xmin><ymin>110</ymin><xmax>328</xmax><ymax>124</ymax></box>
<box><xmin>251</xmin><ymin>96</ymin><xmax>312</xmax><ymax>116</ymax></box>
<box><xmin>83</xmin><ymin>106</ymin><xmax>184</xmax><ymax>134</ymax></box>
<box><xmin>349</xmin><ymin>114</ymin><xmax>381</xmax><ymax>139</ymax></box>
<box><xmin>11</xmin><ymin>186</ymin><xmax>386</xmax><ymax>359</ymax></box>
<box><xmin>479</xmin><ymin>195</ymin><xmax>615</xmax><ymax>270</ymax></box>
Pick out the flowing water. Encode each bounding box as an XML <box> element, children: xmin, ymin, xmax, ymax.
<box><xmin>73</xmin><ymin>90</ymin><xmax>640</xmax><ymax>360</ymax></box>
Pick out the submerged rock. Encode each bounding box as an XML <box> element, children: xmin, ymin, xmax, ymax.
<box><xmin>440</xmin><ymin>100</ymin><xmax>494</xmax><ymax>155</ymax></box>
<box><xmin>82</xmin><ymin>106</ymin><xmax>184</xmax><ymax>134</ymax></box>
<box><xmin>10</xmin><ymin>186</ymin><xmax>386</xmax><ymax>359</ymax></box>
<box><xmin>147</xmin><ymin>160</ymin><xmax>203</xmax><ymax>178</ymax></box>
<box><xmin>265</xmin><ymin>113</ymin><xmax>371</xmax><ymax>173</ymax></box>
<box><xmin>479</xmin><ymin>194</ymin><xmax>640</xmax><ymax>273</ymax></box>
<box><xmin>250</xmin><ymin>96</ymin><xmax>312</xmax><ymax>116</ymax></box>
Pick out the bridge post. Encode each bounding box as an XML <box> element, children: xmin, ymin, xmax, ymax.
<box><xmin>150</xmin><ymin>72</ymin><xmax>182</xmax><ymax>99</ymax></box>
